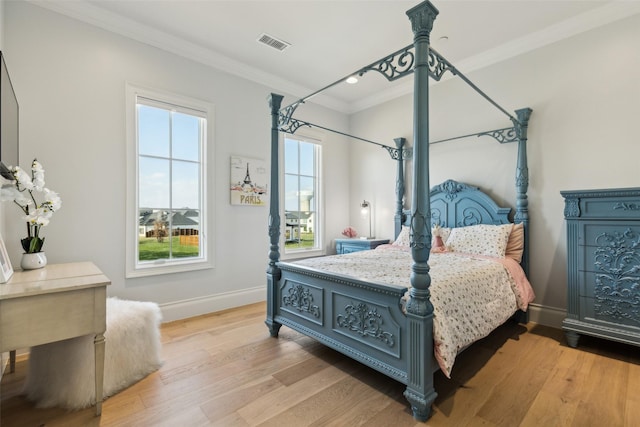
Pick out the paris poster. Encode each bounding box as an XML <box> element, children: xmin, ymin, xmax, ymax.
<box><xmin>230</xmin><ymin>156</ymin><xmax>268</xmax><ymax>206</ymax></box>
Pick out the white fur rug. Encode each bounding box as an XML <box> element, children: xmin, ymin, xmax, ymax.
<box><xmin>23</xmin><ymin>297</ymin><xmax>163</xmax><ymax>409</ymax></box>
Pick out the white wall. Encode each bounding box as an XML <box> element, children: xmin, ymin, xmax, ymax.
<box><xmin>349</xmin><ymin>14</ymin><xmax>640</xmax><ymax>327</ymax></box>
<box><xmin>3</xmin><ymin>2</ymin><xmax>350</xmax><ymax>320</ymax></box>
<box><xmin>0</xmin><ymin>0</ymin><xmax>4</xmax><ymax>49</ymax></box>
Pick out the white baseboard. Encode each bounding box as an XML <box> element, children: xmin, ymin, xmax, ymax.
<box><xmin>158</xmin><ymin>286</ymin><xmax>266</xmax><ymax>322</ymax></box>
<box><xmin>527</xmin><ymin>303</ymin><xmax>566</xmax><ymax>329</ymax></box>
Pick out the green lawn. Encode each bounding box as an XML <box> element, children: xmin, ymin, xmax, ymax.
<box><xmin>138</xmin><ymin>236</ymin><xmax>199</xmax><ymax>261</ymax></box>
<box><xmin>140</xmin><ymin>232</ymin><xmax>312</xmax><ymax>260</ymax></box>
<box><xmin>285</xmin><ymin>232</ymin><xmax>315</xmax><ymax>249</ymax></box>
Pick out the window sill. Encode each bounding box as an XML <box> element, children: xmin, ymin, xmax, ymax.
<box><xmin>126</xmin><ymin>259</ymin><xmax>213</xmax><ymax>278</ymax></box>
<box><xmin>281</xmin><ymin>248</ymin><xmax>325</xmax><ymax>261</ymax></box>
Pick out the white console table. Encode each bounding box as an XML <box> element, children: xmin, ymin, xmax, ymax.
<box><xmin>0</xmin><ymin>262</ymin><xmax>110</xmax><ymax>415</ymax></box>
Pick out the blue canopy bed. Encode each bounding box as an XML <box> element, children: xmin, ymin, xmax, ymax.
<box><xmin>265</xmin><ymin>0</ymin><xmax>533</xmax><ymax>421</ymax></box>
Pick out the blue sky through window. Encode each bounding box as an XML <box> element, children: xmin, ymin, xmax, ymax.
<box><xmin>138</xmin><ymin>104</ymin><xmax>202</xmax><ymax>210</ymax></box>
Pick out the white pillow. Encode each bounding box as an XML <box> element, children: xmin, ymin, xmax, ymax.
<box><xmin>392</xmin><ymin>225</ymin><xmax>411</xmax><ymax>247</ymax></box>
<box><xmin>393</xmin><ymin>225</ymin><xmax>452</xmax><ymax>248</ymax></box>
<box><xmin>445</xmin><ymin>223</ymin><xmax>512</xmax><ymax>258</ymax></box>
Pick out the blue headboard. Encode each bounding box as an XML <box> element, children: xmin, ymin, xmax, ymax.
<box><xmin>398</xmin><ymin>179</ymin><xmax>512</xmax><ymax>236</ymax></box>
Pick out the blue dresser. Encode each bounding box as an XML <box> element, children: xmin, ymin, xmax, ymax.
<box><xmin>561</xmin><ymin>188</ymin><xmax>640</xmax><ymax>348</ymax></box>
<box><xmin>335</xmin><ymin>238</ymin><xmax>389</xmax><ymax>254</ymax></box>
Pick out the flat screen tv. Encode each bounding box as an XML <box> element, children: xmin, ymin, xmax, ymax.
<box><xmin>0</xmin><ymin>51</ymin><xmax>19</xmax><ymax>180</ymax></box>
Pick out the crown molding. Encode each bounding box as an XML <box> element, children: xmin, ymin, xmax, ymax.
<box><xmin>349</xmin><ymin>0</ymin><xmax>640</xmax><ymax>114</ymax></box>
<box><xmin>27</xmin><ymin>1</ymin><xmax>640</xmax><ymax>115</ymax></box>
<box><xmin>26</xmin><ymin>0</ymin><xmax>350</xmax><ymax>113</ymax></box>
<box><xmin>456</xmin><ymin>0</ymin><xmax>640</xmax><ymax>77</ymax></box>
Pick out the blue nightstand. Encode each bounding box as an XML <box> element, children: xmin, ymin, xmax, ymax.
<box><xmin>335</xmin><ymin>238</ymin><xmax>389</xmax><ymax>254</ymax></box>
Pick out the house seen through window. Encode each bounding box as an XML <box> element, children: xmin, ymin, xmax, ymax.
<box><xmin>284</xmin><ymin>136</ymin><xmax>321</xmax><ymax>253</ymax></box>
<box><xmin>126</xmin><ymin>85</ymin><xmax>212</xmax><ymax>277</ymax></box>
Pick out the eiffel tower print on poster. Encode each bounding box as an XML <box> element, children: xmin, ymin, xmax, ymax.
<box><xmin>230</xmin><ymin>156</ymin><xmax>267</xmax><ymax>206</ymax></box>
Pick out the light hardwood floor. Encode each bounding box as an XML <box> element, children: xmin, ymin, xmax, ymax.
<box><xmin>1</xmin><ymin>302</ymin><xmax>638</xmax><ymax>426</ymax></box>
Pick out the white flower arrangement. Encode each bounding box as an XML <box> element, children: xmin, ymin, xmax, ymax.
<box><xmin>0</xmin><ymin>159</ymin><xmax>62</xmax><ymax>253</ymax></box>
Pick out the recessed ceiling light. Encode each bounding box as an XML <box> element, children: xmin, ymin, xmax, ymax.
<box><xmin>438</xmin><ymin>35</ymin><xmax>449</xmax><ymax>43</ymax></box>
<box><xmin>346</xmin><ymin>76</ymin><xmax>358</xmax><ymax>84</ymax></box>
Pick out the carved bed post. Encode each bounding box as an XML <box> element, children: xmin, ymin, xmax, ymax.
<box><xmin>265</xmin><ymin>93</ymin><xmax>284</xmax><ymax>338</ymax></box>
<box><xmin>404</xmin><ymin>1</ymin><xmax>439</xmax><ymax>422</ymax></box>
<box><xmin>513</xmin><ymin>107</ymin><xmax>532</xmax><ymax>276</ymax></box>
<box><xmin>394</xmin><ymin>137</ymin><xmax>407</xmax><ymax>238</ymax></box>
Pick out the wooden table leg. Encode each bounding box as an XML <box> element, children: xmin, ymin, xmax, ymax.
<box><xmin>94</xmin><ymin>333</ymin><xmax>105</xmax><ymax>416</ymax></box>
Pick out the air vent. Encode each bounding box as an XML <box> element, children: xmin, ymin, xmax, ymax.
<box><xmin>257</xmin><ymin>33</ymin><xmax>291</xmax><ymax>52</ymax></box>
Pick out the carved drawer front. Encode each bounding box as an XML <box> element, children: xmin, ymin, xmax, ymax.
<box><xmin>577</xmin><ymin>223</ymin><xmax>640</xmax><ymax>328</ymax></box>
<box><xmin>579</xmin><ymin>296</ymin><xmax>640</xmax><ymax>330</ymax></box>
<box><xmin>279</xmin><ymin>280</ymin><xmax>324</xmax><ymax>326</ymax></box>
<box><xmin>578</xmin><ymin>223</ymin><xmax>640</xmax><ymax>274</ymax></box>
<box><xmin>578</xmin><ymin>223</ymin><xmax>640</xmax><ymax>248</ymax></box>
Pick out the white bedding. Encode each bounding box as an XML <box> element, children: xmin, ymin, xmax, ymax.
<box><xmin>293</xmin><ymin>245</ymin><xmax>534</xmax><ymax>377</ymax></box>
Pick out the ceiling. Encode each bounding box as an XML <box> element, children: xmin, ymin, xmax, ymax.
<box><xmin>30</xmin><ymin>0</ymin><xmax>640</xmax><ymax>113</ymax></box>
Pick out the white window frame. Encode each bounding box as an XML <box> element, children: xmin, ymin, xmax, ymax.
<box><xmin>280</xmin><ymin>132</ymin><xmax>324</xmax><ymax>260</ymax></box>
<box><xmin>125</xmin><ymin>83</ymin><xmax>214</xmax><ymax>278</ymax></box>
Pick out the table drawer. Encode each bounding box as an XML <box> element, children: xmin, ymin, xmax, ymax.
<box><xmin>0</xmin><ymin>287</ymin><xmax>107</xmax><ymax>351</ymax></box>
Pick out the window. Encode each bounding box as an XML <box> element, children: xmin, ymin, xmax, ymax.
<box><xmin>126</xmin><ymin>84</ymin><xmax>213</xmax><ymax>277</ymax></box>
<box><xmin>283</xmin><ymin>136</ymin><xmax>322</xmax><ymax>255</ymax></box>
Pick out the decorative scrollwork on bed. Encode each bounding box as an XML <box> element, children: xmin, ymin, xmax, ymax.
<box><xmin>279</xmin><ymin>119</ymin><xmax>311</xmax><ymax>134</ymax></box>
<box><xmin>356</xmin><ymin>45</ymin><xmax>457</xmax><ymax>83</ymax></box>
<box><xmin>477</xmin><ymin>126</ymin><xmax>518</xmax><ymax>144</ymax></box>
<box><xmin>283</xmin><ymin>284</ymin><xmax>321</xmax><ymax>318</ymax></box>
<box><xmin>459</xmin><ymin>207</ymin><xmax>482</xmax><ymax>227</ymax></box>
<box><xmin>430</xmin><ymin>208</ymin><xmax>444</xmax><ymax>228</ymax></box>
<box><xmin>410</xmin><ymin>212</ymin><xmax>430</xmax><ymax>250</ymax></box>
<box><xmin>336</xmin><ymin>302</ymin><xmax>395</xmax><ymax>347</ymax></box>
<box><xmin>384</xmin><ymin>145</ymin><xmax>413</xmax><ymax>161</ymax></box>
<box><xmin>278</xmin><ymin>102</ymin><xmax>299</xmax><ymax>125</ymax></box>
<box><xmin>516</xmin><ymin>166</ymin><xmax>528</xmax><ymax>189</ymax></box>
<box><xmin>433</xmin><ymin>180</ymin><xmax>478</xmax><ymax>201</ymax></box>
<box><xmin>427</xmin><ymin>48</ymin><xmax>457</xmax><ymax>81</ymax></box>
<box><xmin>357</xmin><ymin>45</ymin><xmax>415</xmax><ymax>82</ymax></box>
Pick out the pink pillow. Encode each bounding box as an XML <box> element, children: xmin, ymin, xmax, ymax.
<box><xmin>505</xmin><ymin>223</ymin><xmax>524</xmax><ymax>263</ymax></box>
